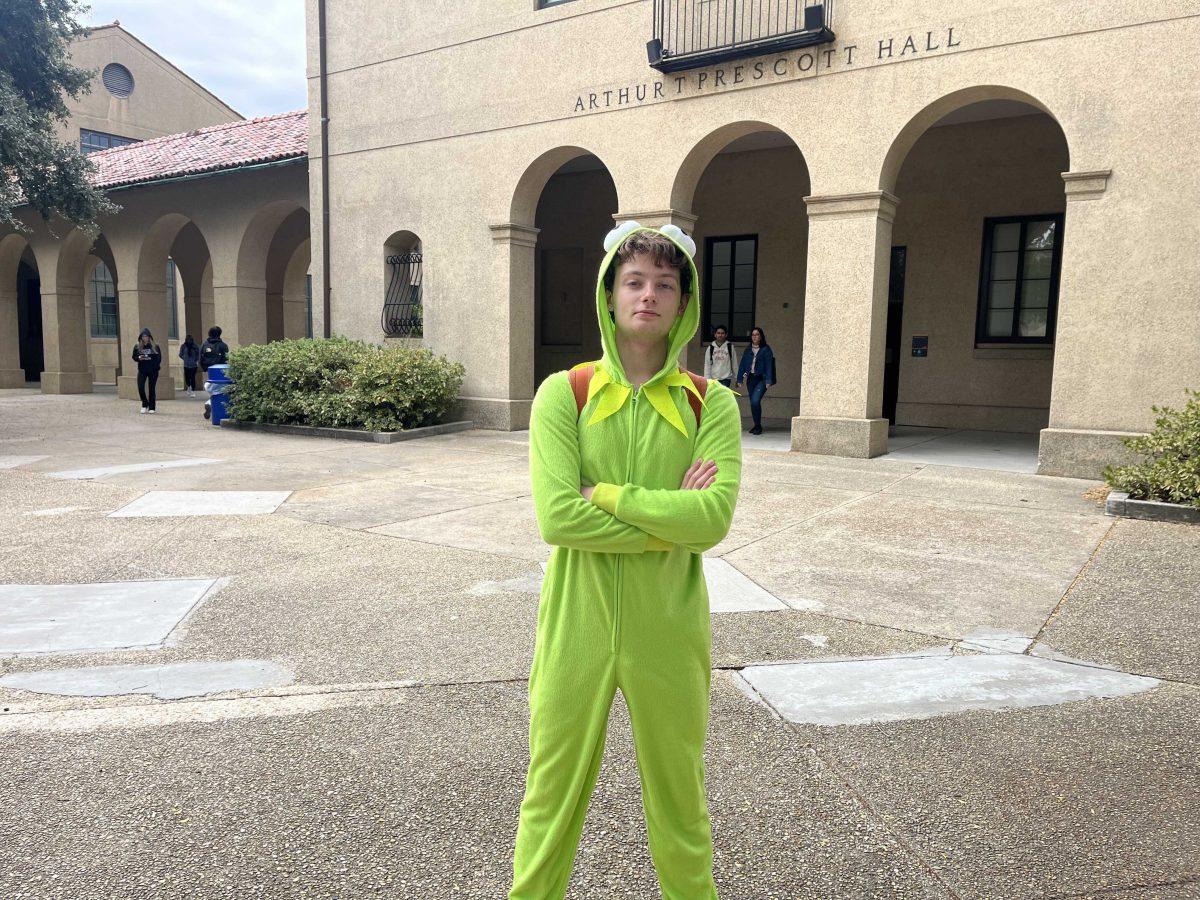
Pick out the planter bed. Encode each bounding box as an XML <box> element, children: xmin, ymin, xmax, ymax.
<box><xmin>1105</xmin><ymin>491</ymin><xmax>1200</xmax><ymax>525</ymax></box>
<box><xmin>220</xmin><ymin>419</ymin><xmax>473</xmax><ymax>444</ymax></box>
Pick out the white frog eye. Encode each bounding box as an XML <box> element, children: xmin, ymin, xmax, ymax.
<box><xmin>603</xmin><ymin>221</ymin><xmax>642</xmax><ymax>253</ymax></box>
<box><xmin>659</xmin><ymin>224</ymin><xmax>697</xmax><ymax>258</ymax></box>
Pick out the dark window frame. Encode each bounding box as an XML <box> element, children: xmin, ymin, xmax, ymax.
<box><xmin>703</xmin><ymin>234</ymin><xmax>758</xmax><ymax>344</ymax></box>
<box><xmin>80</xmin><ymin>128</ymin><xmax>139</xmax><ymax>155</ymax></box>
<box><xmin>536</xmin><ymin>0</ymin><xmax>580</xmax><ymax>8</ymax></box>
<box><xmin>976</xmin><ymin>213</ymin><xmax>1064</xmax><ymax>346</ymax></box>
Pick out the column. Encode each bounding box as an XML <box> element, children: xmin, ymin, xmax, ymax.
<box><xmin>0</xmin><ymin>285</ymin><xmax>24</xmax><ymax>387</ymax></box>
<box><xmin>483</xmin><ymin>222</ymin><xmax>540</xmax><ymax>431</ymax></box>
<box><xmin>792</xmin><ymin>190</ymin><xmax>898</xmax><ymax>458</ymax></box>
<box><xmin>40</xmin><ymin>288</ymin><xmax>93</xmax><ymax>394</ymax></box>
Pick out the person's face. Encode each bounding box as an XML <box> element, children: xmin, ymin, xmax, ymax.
<box><xmin>713</xmin><ymin>328</ymin><xmax>727</xmax><ymax>344</ymax></box>
<box><xmin>751</xmin><ymin>329</ymin><xmax>763</xmax><ymax>346</ymax></box>
<box><xmin>609</xmin><ymin>253</ymin><xmax>688</xmax><ymax>343</ymax></box>
<box><xmin>140</xmin><ymin>335</ymin><xmax>150</xmax><ymax>346</ymax></box>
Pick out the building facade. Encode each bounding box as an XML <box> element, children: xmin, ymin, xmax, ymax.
<box><xmin>306</xmin><ymin>0</ymin><xmax>1200</xmax><ymax>477</ymax></box>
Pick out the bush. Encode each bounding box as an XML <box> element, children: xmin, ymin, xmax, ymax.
<box><xmin>1102</xmin><ymin>389</ymin><xmax>1200</xmax><ymax>509</ymax></box>
<box><xmin>227</xmin><ymin>337</ymin><xmax>465</xmax><ymax>432</ymax></box>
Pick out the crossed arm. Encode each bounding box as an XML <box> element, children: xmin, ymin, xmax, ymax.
<box><xmin>529</xmin><ymin>374</ymin><xmax>742</xmax><ymax>555</ymax></box>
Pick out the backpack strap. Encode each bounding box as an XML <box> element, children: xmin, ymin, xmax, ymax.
<box><xmin>683</xmin><ymin>369</ymin><xmax>707</xmax><ymax>428</ymax></box>
<box><xmin>568</xmin><ymin>364</ymin><xmax>595</xmax><ymax>419</ymax></box>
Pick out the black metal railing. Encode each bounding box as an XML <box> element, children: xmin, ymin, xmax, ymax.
<box><xmin>382</xmin><ymin>251</ymin><xmax>423</xmax><ymax>337</ymax></box>
<box><xmin>649</xmin><ymin>0</ymin><xmax>835</xmax><ymax>72</ymax></box>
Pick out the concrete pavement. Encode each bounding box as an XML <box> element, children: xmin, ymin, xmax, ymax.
<box><xmin>1</xmin><ymin>388</ymin><xmax>1197</xmax><ymax>898</ymax></box>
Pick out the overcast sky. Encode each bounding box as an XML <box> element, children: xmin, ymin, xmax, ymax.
<box><xmin>83</xmin><ymin>0</ymin><xmax>308</xmax><ymax>119</ymax></box>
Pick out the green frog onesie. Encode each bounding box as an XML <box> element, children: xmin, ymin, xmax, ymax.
<box><xmin>509</xmin><ymin>223</ymin><xmax>743</xmax><ymax>898</ymax></box>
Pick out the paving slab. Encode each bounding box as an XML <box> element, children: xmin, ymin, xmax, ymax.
<box><xmin>1040</xmin><ymin>518</ymin><xmax>1200</xmax><ymax>685</ymax></box>
<box><xmin>369</xmin><ymin>495</ymin><xmax>548</xmax><ymax>562</ymax></box>
<box><xmin>883</xmin><ymin>428</ymin><xmax>1041</xmax><ymax>474</ymax></box>
<box><xmin>881</xmin><ymin>463</ymin><xmax>1102</xmax><ymax>512</ymax></box>
<box><xmin>741</xmin><ymin>651</ymin><xmax>1159</xmax><ymax>725</ymax></box>
<box><xmin>47</xmin><ymin>458</ymin><xmax>223</xmax><ymax>480</ymax></box>
<box><xmin>278</xmin><ymin>479</ymin><xmax>502</xmax><ymax>530</ymax></box>
<box><xmin>0</xmin><ymin>659</ymin><xmax>293</xmax><ymax>700</ymax></box>
<box><xmin>0</xmin><ymin>455</ymin><xmax>48</xmax><ymax>469</ymax></box>
<box><xmin>726</xmin><ymin>492</ymin><xmax>1112</xmax><ymax>639</ymax></box>
<box><xmin>703</xmin><ymin>557</ymin><xmax>789</xmax><ymax>612</ymax></box>
<box><xmin>0</xmin><ymin>578</ymin><xmax>221</xmax><ymax>656</ymax></box>
<box><xmin>799</xmin><ymin>682</ymin><xmax>1200</xmax><ymax>899</ymax></box>
<box><xmin>0</xmin><ymin>678</ymin><xmax>947</xmax><ymax>899</ymax></box>
<box><xmin>109</xmin><ymin>490</ymin><xmax>292</xmax><ymax>517</ymax></box>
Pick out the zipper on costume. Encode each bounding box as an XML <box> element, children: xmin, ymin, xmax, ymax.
<box><xmin>612</xmin><ymin>390</ymin><xmax>639</xmax><ymax>655</ymax></box>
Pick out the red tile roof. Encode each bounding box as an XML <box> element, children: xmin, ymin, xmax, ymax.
<box><xmin>88</xmin><ymin>110</ymin><xmax>308</xmax><ymax>190</ymax></box>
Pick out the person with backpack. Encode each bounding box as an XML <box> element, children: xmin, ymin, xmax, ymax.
<box><xmin>703</xmin><ymin>324</ymin><xmax>736</xmax><ymax>386</ymax></box>
<box><xmin>131</xmin><ymin>328</ymin><xmax>162</xmax><ymax>414</ymax></box>
<box><xmin>735</xmin><ymin>326</ymin><xmax>776</xmax><ymax>435</ymax></box>
<box><xmin>509</xmin><ymin>223</ymin><xmax>741</xmax><ymax>899</ymax></box>
<box><xmin>199</xmin><ymin>326</ymin><xmax>228</xmax><ymax>373</ymax></box>
<box><xmin>178</xmin><ymin>334</ymin><xmax>200</xmax><ymax>398</ymax></box>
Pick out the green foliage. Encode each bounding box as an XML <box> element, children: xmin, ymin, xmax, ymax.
<box><xmin>0</xmin><ymin>0</ymin><xmax>118</xmax><ymax>231</ymax></box>
<box><xmin>1103</xmin><ymin>389</ymin><xmax>1200</xmax><ymax>509</ymax></box>
<box><xmin>226</xmin><ymin>337</ymin><xmax>465</xmax><ymax>432</ymax></box>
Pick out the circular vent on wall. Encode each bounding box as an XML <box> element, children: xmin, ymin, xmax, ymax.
<box><xmin>102</xmin><ymin>63</ymin><xmax>134</xmax><ymax>98</ymax></box>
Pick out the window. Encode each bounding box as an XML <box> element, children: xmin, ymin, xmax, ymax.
<box><xmin>704</xmin><ymin>235</ymin><xmax>757</xmax><ymax>341</ymax></box>
<box><xmin>977</xmin><ymin>214</ymin><xmax>1063</xmax><ymax>344</ymax></box>
<box><xmin>537</xmin><ymin>0</ymin><xmax>577</xmax><ymax>7</ymax></box>
<box><xmin>102</xmin><ymin>63</ymin><xmax>134</xmax><ymax>98</ymax></box>
<box><xmin>80</xmin><ymin>128</ymin><xmax>138</xmax><ymax>154</ymax></box>
<box><xmin>165</xmin><ymin>259</ymin><xmax>179</xmax><ymax>340</ymax></box>
<box><xmin>88</xmin><ymin>262</ymin><xmax>118</xmax><ymax>337</ymax></box>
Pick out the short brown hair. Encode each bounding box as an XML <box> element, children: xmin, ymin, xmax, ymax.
<box><xmin>604</xmin><ymin>230</ymin><xmax>692</xmax><ymax>296</ymax></box>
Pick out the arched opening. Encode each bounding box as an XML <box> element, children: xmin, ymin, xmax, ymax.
<box><xmin>673</xmin><ymin>122</ymin><xmax>810</xmax><ymax>435</ymax></box>
<box><xmin>382</xmin><ymin>230</ymin><xmax>422</xmax><ymax>339</ymax></box>
<box><xmin>265</xmin><ymin>208</ymin><xmax>311</xmax><ymax>341</ymax></box>
<box><xmin>224</xmin><ymin>200</ymin><xmax>308</xmax><ymax>349</ymax></box>
<box><xmin>879</xmin><ymin>90</ymin><xmax>1070</xmax><ymax>471</ymax></box>
<box><xmin>83</xmin><ymin>235</ymin><xmax>120</xmax><ymax>385</ymax></box>
<box><xmin>0</xmin><ymin>235</ymin><xmax>43</xmax><ymax>385</ymax></box>
<box><xmin>531</xmin><ymin>153</ymin><xmax>617</xmax><ymax>386</ymax></box>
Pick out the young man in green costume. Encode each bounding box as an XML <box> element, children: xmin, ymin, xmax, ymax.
<box><xmin>509</xmin><ymin>222</ymin><xmax>742</xmax><ymax>899</ymax></box>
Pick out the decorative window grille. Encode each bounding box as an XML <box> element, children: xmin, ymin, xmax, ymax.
<box><xmin>383</xmin><ymin>250</ymin><xmax>423</xmax><ymax>337</ymax></box>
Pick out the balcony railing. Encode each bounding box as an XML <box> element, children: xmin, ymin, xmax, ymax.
<box><xmin>649</xmin><ymin>0</ymin><xmax>835</xmax><ymax>72</ymax></box>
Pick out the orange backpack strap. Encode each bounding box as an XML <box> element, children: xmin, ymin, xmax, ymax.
<box><xmin>568</xmin><ymin>364</ymin><xmax>595</xmax><ymax>420</ymax></box>
<box><xmin>684</xmin><ymin>369</ymin><xmax>707</xmax><ymax>429</ymax></box>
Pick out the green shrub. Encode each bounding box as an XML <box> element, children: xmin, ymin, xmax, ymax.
<box><xmin>1102</xmin><ymin>389</ymin><xmax>1200</xmax><ymax>508</ymax></box>
<box><xmin>226</xmin><ymin>337</ymin><xmax>465</xmax><ymax>432</ymax></box>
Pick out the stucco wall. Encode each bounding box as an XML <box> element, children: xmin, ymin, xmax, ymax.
<box><xmin>60</xmin><ymin>26</ymin><xmax>241</xmax><ymax>150</ymax></box>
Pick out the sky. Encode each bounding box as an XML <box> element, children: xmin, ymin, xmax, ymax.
<box><xmin>83</xmin><ymin>0</ymin><xmax>308</xmax><ymax>119</ymax></box>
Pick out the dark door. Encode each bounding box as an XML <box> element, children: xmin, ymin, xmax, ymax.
<box><xmin>882</xmin><ymin>246</ymin><xmax>906</xmax><ymax>425</ymax></box>
<box><xmin>17</xmin><ymin>263</ymin><xmax>44</xmax><ymax>382</ymax></box>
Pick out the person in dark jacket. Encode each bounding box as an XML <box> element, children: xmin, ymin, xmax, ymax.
<box><xmin>132</xmin><ymin>328</ymin><xmax>162</xmax><ymax>414</ymax></box>
<box><xmin>178</xmin><ymin>334</ymin><xmax>201</xmax><ymax>398</ymax></box>
<box><xmin>199</xmin><ymin>325</ymin><xmax>229</xmax><ymax>372</ymax></box>
<box><xmin>735</xmin><ymin>326</ymin><xmax>776</xmax><ymax>434</ymax></box>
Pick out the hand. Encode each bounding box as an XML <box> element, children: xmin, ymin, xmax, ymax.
<box><xmin>580</xmin><ymin>485</ymin><xmax>594</xmax><ymax>501</ymax></box>
<box><xmin>680</xmin><ymin>458</ymin><xmax>718</xmax><ymax>490</ymax></box>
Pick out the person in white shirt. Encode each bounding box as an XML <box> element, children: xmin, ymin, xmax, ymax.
<box><xmin>703</xmin><ymin>325</ymin><xmax>736</xmax><ymax>387</ymax></box>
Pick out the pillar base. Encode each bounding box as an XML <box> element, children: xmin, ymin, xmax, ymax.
<box><xmin>791</xmin><ymin>415</ymin><xmax>889</xmax><ymax>458</ymax></box>
<box><xmin>40</xmin><ymin>372</ymin><xmax>93</xmax><ymax>394</ymax></box>
<box><xmin>118</xmin><ymin>374</ymin><xmax>177</xmax><ymax>401</ymax></box>
<box><xmin>452</xmin><ymin>396</ymin><xmax>532</xmax><ymax>431</ymax></box>
<box><xmin>0</xmin><ymin>368</ymin><xmax>27</xmax><ymax>389</ymax></box>
<box><xmin>1037</xmin><ymin>427</ymin><xmax>1144</xmax><ymax>479</ymax></box>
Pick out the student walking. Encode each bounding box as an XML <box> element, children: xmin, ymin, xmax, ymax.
<box><xmin>510</xmin><ymin>223</ymin><xmax>741</xmax><ymax>899</ymax></box>
<box><xmin>178</xmin><ymin>334</ymin><xmax>200</xmax><ymax>398</ymax></box>
<box><xmin>199</xmin><ymin>326</ymin><xmax>229</xmax><ymax>373</ymax></box>
<box><xmin>735</xmin><ymin>327</ymin><xmax>776</xmax><ymax>435</ymax></box>
<box><xmin>702</xmin><ymin>325</ymin><xmax>737</xmax><ymax>387</ymax></box>
<box><xmin>132</xmin><ymin>328</ymin><xmax>161</xmax><ymax>414</ymax></box>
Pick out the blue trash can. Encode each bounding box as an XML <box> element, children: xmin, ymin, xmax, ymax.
<box><xmin>205</xmin><ymin>364</ymin><xmax>233</xmax><ymax>426</ymax></box>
